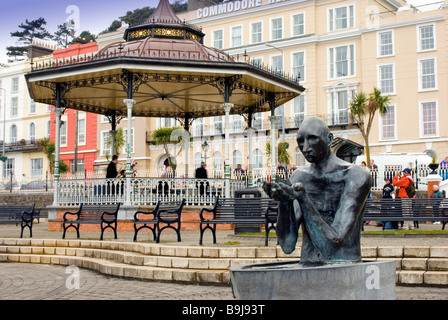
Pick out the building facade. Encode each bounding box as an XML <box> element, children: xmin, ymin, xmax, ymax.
<box><xmin>81</xmin><ymin>0</ymin><xmax>447</xmax><ymax>179</ymax></box>
<box><xmin>49</xmin><ymin>43</ymin><xmax>99</xmax><ymax>175</ymax></box>
<box><xmin>0</xmin><ymin>58</ymin><xmax>51</xmax><ymax>187</ymax></box>
<box><xmin>173</xmin><ymin>0</ymin><xmax>448</xmax><ymax>171</ymax></box>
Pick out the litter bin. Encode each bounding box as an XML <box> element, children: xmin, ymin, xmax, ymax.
<box><xmin>234</xmin><ymin>188</ymin><xmax>262</xmax><ymax>234</ymax></box>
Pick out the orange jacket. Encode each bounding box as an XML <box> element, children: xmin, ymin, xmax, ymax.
<box><xmin>392</xmin><ymin>174</ymin><xmax>413</xmax><ymax>198</ymax></box>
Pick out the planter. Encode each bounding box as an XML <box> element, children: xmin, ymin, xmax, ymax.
<box><xmin>428</xmin><ymin>163</ymin><xmax>439</xmax><ymax>175</ymax></box>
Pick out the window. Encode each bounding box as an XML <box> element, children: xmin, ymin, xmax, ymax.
<box><xmin>29</xmin><ymin>99</ymin><xmax>36</xmax><ymax>114</ymax></box>
<box><xmin>11</xmin><ymin>97</ymin><xmax>18</xmax><ymax>117</ymax></box>
<box><xmin>420</xmin><ymin>101</ymin><xmax>438</xmax><ymax>137</ymax></box>
<box><xmin>230</xmin><ymin>115</ymin><xmax>243</xmax><ymax>133</ymax></box>
<box><xmin>295</xmin><ymin>147</ymin><xmax>306</xmax><ymax>166</ymax></box>
<box><xmin>292</xmin><ymin>51</ymin><xmax>305</xmax><ymax>82</ymax></box>
<box><xmin>381</xmin><ymin>105</ymin><xmax>396</xmax><ymax>140</ymax></box>
<box><xmin>70</xmin><ymin>159</ymin><xmax>84</xmax><ymax>174</ymax></box>
<box><xmin>328</xmin><ymin>4</ymin><xmax>354</xmax><ymax>31</ymax></box>
<box><xmin>232</xmin><ymin>150</ymin><xmax>242</xmax><ymax>168</ymax></box>
<box><xmin>31</xmin><ymin>159</ymin><xmax>43</xmax><ymax>178</ymax></box>
<box><xmin>253</xmin><ymin>112</ymin><xmax>263</xmax><ymax>130</ymax></box>
<box><xmin>419</xmin><ymin>58</ymin><xmax>437</xmax><ymax>91</ymax></box>
<box><xmin>4</xmin><ymin>158</ymin><xmax>14</xmax><ymax>178</ymax></box>
<box><xmin>46</xmin><ymin>120</ymin><xmax>51</xmax><ymax>139</ymax></box>
<box><xmin>157</xmin><ymin>117</ymin><xmax>176</xmax><ymax>129</ymax></box>
<box><xmin>60</xmin><ymin>121</ymin><xmax>67</xmax><ymax>147</ymax></box>
<box><xmin>378</xmin><ymin>64</ymin><xmax>395</xmax><ymax>94</ymax></box>
<box><xmin>250</xmin><ymin>57</ymin><xmax>263</xmax><ymax>68</ymax></box>
<box><xmin>213</xmin><ymin>151</ymin><xmax>222</xmax><ymax>171</ymax></box>
<box><xmin>274</xmin><ymin>105</ymin><xmax>284</xmax><ymax>129</ymax></box>
<box><xmin>212</xmin><ymin>116</ymin><xmax>223</xmax><ymax>135</ymax></box>
<box><xmin>271</xmin><ymin>55</ymin><xmax>283</xmax><ymax>76</ymax></box>
<box><xmin>271</xmin><ymin>18</ymin><xmax>283</xmax><ymax>40</ymax></box>
<box><xmin>213</xmin><ymin>29</ymin><xmax>223</xmax><ymax>50</ymax></box>
<box><xmin>253</xmin><ymin>149</ymin><xmax>263</xmax><ymax>173</ymax></box>
<box><xmin>193</xmin><ymin>118</ymin><xmax>204</xmax><ymax>137</ymax></box>
<box><xmin>329</xmin><ymin>44</ymin><xmax>355</xmax><ymax>79</ymax></box>
<box><xmin>251</xmin><ymin>22</ymin><xmax>262</xmax><ymax>44</ymax></box>
<box><xmin>194</xmin><ymin>152</ymin><xmax>202</xmax><ymax>169</ymax></box>
<box><xmin>29</xmin><ymin>122</ymin><xmax>36</xmax><ymax>142</ymax></box>
<box><xmin>292</xmin><ymin>13</ymin><xmax>305</xmax><ymax>36</ymax></box>
<box><xmin>418</xmin><ymin>24</ymin><xmax>435</xmax><ymax>51</ymax></box>
<box><xmin>378</xmin><ymin>31</ymin><xmax>394</xmax><ymax>57</ymax></box>
<box><xmin>11</xmin><ymin>77</ymin><xmax>19</xmax><ymax>93</ymax></box>
<box><xmin>10</xmin><ymin>125</ymin><xmax>17</xmax><ymax>143</ymax></box>
<box><xmin>78</xmin><ymin>118</ymin><xmax>86</xmax><ymax>145</ymax></box>
<box><xmin>101</xmin><ymin>131</ymin><xmax>112</xmax><ymax>156</ymax></box>
<box><xmin>293</xmin><ymin>95</ymin><xmax>306</xmax><ymax>127</ymax></box>
<box><xmin>231</xmin><ymin>26</ymin><xmax>242</xmax><ymax>47</ymax></box>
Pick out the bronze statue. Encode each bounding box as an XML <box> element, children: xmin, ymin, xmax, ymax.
<box><xmin>263</xmin><ymin>117</ymin><xmax>371</xmax><ymax>264</ymax></box>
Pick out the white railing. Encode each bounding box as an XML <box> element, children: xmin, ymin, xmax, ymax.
<box><xmin>57</xmin><ymin>177</ymin><xmax>248</xmax><ymax>206</ymax></box>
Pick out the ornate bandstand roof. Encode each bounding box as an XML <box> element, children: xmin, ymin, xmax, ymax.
<box><xmin>25</xmin><ymin>0</ymin><xmax>305</xmax><ymax>120</ymax></box>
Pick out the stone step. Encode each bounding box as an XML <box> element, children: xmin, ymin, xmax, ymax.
<box><xmin>1</xmin><ymin>238</ymin><xmax>448</xmax><ymax>286</ymax></box>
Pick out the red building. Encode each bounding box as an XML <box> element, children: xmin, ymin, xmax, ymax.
<box><xmin>50</xmin><ymin>43</ymin><xmax>99</xmax><ymax>174</ymax></box>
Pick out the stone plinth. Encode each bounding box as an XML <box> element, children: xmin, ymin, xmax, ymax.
<box><xmin>229</xmin><ymin>260</ymin><xmax>396</xmax><ymax>300</ymax></box>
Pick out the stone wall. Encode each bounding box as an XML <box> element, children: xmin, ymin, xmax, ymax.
<box><xmin>0</xmin><ymin>192</ymin><xmax>53</xmax><ymax>216</ymax></box>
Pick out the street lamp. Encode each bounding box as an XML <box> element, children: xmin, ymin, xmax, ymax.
<box><xmin>202</xmin><ymin>140</ymin><xmax>209</xmax><ymax>163</ymax></box>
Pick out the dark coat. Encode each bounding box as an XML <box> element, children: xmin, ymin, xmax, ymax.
<box><xmin>106</xmin><ymin>161</ymin><xmax>118</xmax><ymax>179</ymax></box>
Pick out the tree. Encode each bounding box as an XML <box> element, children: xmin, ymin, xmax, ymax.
<box><xmin>53</xmin><ymin>20</ymin><xmax>76</xmax><ymax>48</ymax></box>
<box><xmin>349</xmin><ymin>87</ymin><xmax>391</xmax><ymax>169</ymax></box>
<box><xmin>152</xmin><ymin>127</ymin><xmax>183</xmax><ymax>167</ymax></box>
<box><xmin>100</xmin><ymin>20</ymin><xmax>123</xmax><ymax>35</ymax></box>
<box><xmin>7</xmin><ymin>17</ymin><xmax>51</xmax><ymax>61</ymax></box>
<box><xmin>105</xmin><ymin>128</ymin><xmax>125</xmax><ymax>160</ymax></box>
<box><xmin>266</xmin><ymin>140</ymin><xmax>292</xmax><ymax>166</ymax></box>
<box><xmin>120</xmin><ymin>7</ymin><xmax>155</xmax><ymax>26</ymax></box>
<box><xmin>72</xmin><ymin>31</ymin><xmax>96</xmax><ymax>44</ymax></box>
<box><xmin>38</xmin><ymin>138</ymin><xmax>69</xmax><ymax>174</ymax></box>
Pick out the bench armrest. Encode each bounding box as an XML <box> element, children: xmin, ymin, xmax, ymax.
<box><xmin>101</xmin><ymin>210</ymin><xmax>118</xmax><ymax>222</ymax></box>
<box><xmin>199</xmin><ymin>207</ymin><xmax>217</xmax><ymax>221</ymax></box>
<box><xmin>63</xmin><ymin>205</ymin><xmax>82</xmax><ymax>221</ymax></box>
<box><xmin>134</xmin><ymin>210</ymin><xmax>157</xmax><ymax>221</ymax></box>
<box><xmin>21</xmin><ymin>208</ymin><xmax>37</xmax><ymax>222</ymax></box>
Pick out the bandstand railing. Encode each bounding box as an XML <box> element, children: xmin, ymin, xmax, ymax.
<box><xmin>57</xmin><ymin>177</ymin><xmax>248</xmax><ymax>207</ymax></box>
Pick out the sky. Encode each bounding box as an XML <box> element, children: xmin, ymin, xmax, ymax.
<box><xmin>0</xmin><ymin>0</ymin><xmax>442</xmax><ymax>64</ymax></box>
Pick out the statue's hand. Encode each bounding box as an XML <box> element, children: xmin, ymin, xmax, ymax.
<box><xmin>262</xmin><ymin>181</ymin><xmax>273</xmax><ymax>198</ymax></box>
<box><xmin>270</xmin><ymin>182</ymin><xmax>303</xmax><ymax>202</ymax></box>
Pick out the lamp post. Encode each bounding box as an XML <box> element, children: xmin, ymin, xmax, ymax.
<box><xmin>202</xmin><ymin>140</ymin><xmax>209</xmax><ymax>164</ymax></box>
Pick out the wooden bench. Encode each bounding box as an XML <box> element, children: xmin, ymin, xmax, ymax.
<box><xmin>199</xmin><ymin>197</ymin><xmax>278</xmax><ymax>246</ymax></box>
<box><xmin>0</xmin><ymin>205</ymin><xmax>36</xmax><ymax>238</ymax></box>
<box><xmin>363</xmin><ymin>198</ymin><xmax>448</xmax><ymax>230</ymax></box>
<box><xmin>133</xmin><ymin>199</ymin><xmax>186</xmax><ymax>243</ymax></box>
<box><xmin>62</xmin><ymin>203</ymin><xmax>120</xmax><ymax>240</ymax></box>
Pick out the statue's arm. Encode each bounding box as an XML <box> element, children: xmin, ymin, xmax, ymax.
<box><xmin>263</xmin><ymin>180</ymin><xmax>302</xmax><ymax>254</ymax></box>
<box><xmin>297</xmin><ymin>168</ymin><xmax>371</xmax><ymax>258</ymax></box>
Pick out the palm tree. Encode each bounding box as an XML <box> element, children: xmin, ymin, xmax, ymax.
<box><xmin>349</xmin><ymin>87</ymin><xmax>391</xmax><ymax>169</ymax></box>
<box><xmin>152</xmin><ymin>126</ymin><xmax>183</xmax><ymax>167</ymax></box>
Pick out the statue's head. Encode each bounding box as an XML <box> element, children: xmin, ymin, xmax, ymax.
<box><xmin>296</xmin><ymin>117</ymin><xmax>333</xmax><ymax>164</ymax></box>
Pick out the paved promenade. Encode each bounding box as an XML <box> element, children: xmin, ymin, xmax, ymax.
<box><xmin>0</xmin><ymin>221</ymin><xmax>447</xmax><ymax>301</ymax></box>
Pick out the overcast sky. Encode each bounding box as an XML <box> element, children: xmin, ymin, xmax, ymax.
<box><xmin>0</xmin><ymin>0</ymin><xmax>442</xmax><ymax>64</ymax></box>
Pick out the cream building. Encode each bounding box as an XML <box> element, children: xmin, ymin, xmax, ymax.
<box><xmin>0</xmin><ymin>59</ymin><xmax>51</xmax><ymax>187</ymax></box>
<box><xmin>93</xmin><ymin>0</ymin><xmax>448</xmax><ymax>176</ymax></box>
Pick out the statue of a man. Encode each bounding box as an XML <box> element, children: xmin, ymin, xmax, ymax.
<box><xmin>263</xmin><ymin>117</ymin><xmax>371</xmax><ymax>264</ymax></box>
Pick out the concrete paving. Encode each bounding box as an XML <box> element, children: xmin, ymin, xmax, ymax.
<box><xmin>0</xmin><ymin>220</ymin><xmax>447</xmax><ymax>300</ymax></box>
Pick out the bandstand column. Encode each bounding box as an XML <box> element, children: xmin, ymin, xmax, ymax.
<box><xmin>247</xmin><ymin>127</ymin><xmax>255</xmax><ymax>186</ymax></box>
<box><xmin>269</xmin><ymin>94</ymin><xmax>278</xmax><ymax>182</ymax></box>
<box><xmin>124</xmin><ymin>99</ymin><xmax>136</xmax><ymax>206</ymax></box>
<box><xmin>222</xmin><ymin>102</ymin><xmax>233</xmax><ymax>198</ymax></box>
<box><xmin>53</xmin><ymin>89</ymin><xmax>63</xmax><ymax>206</ymax></box>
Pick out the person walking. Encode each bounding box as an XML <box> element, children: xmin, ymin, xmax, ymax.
<box><xmin>106</xmin><ymin>155</ymin><xmax>119</xmax><ymax>195</ymax></box>
<box><xmin>431</xmin><ymin>185</ymin><xmax>442</xmax><ymax>225</ymax></box>
<box><xmin>195</xmin><ymin>162</ymin><xmax>208</xmax><ymax>196</ymax></box>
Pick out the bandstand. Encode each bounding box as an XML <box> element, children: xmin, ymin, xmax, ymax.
<box><xmin>25</xmin><ymin>0</ymin><xmax>304</xmax><ymax>229</ymax></box>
